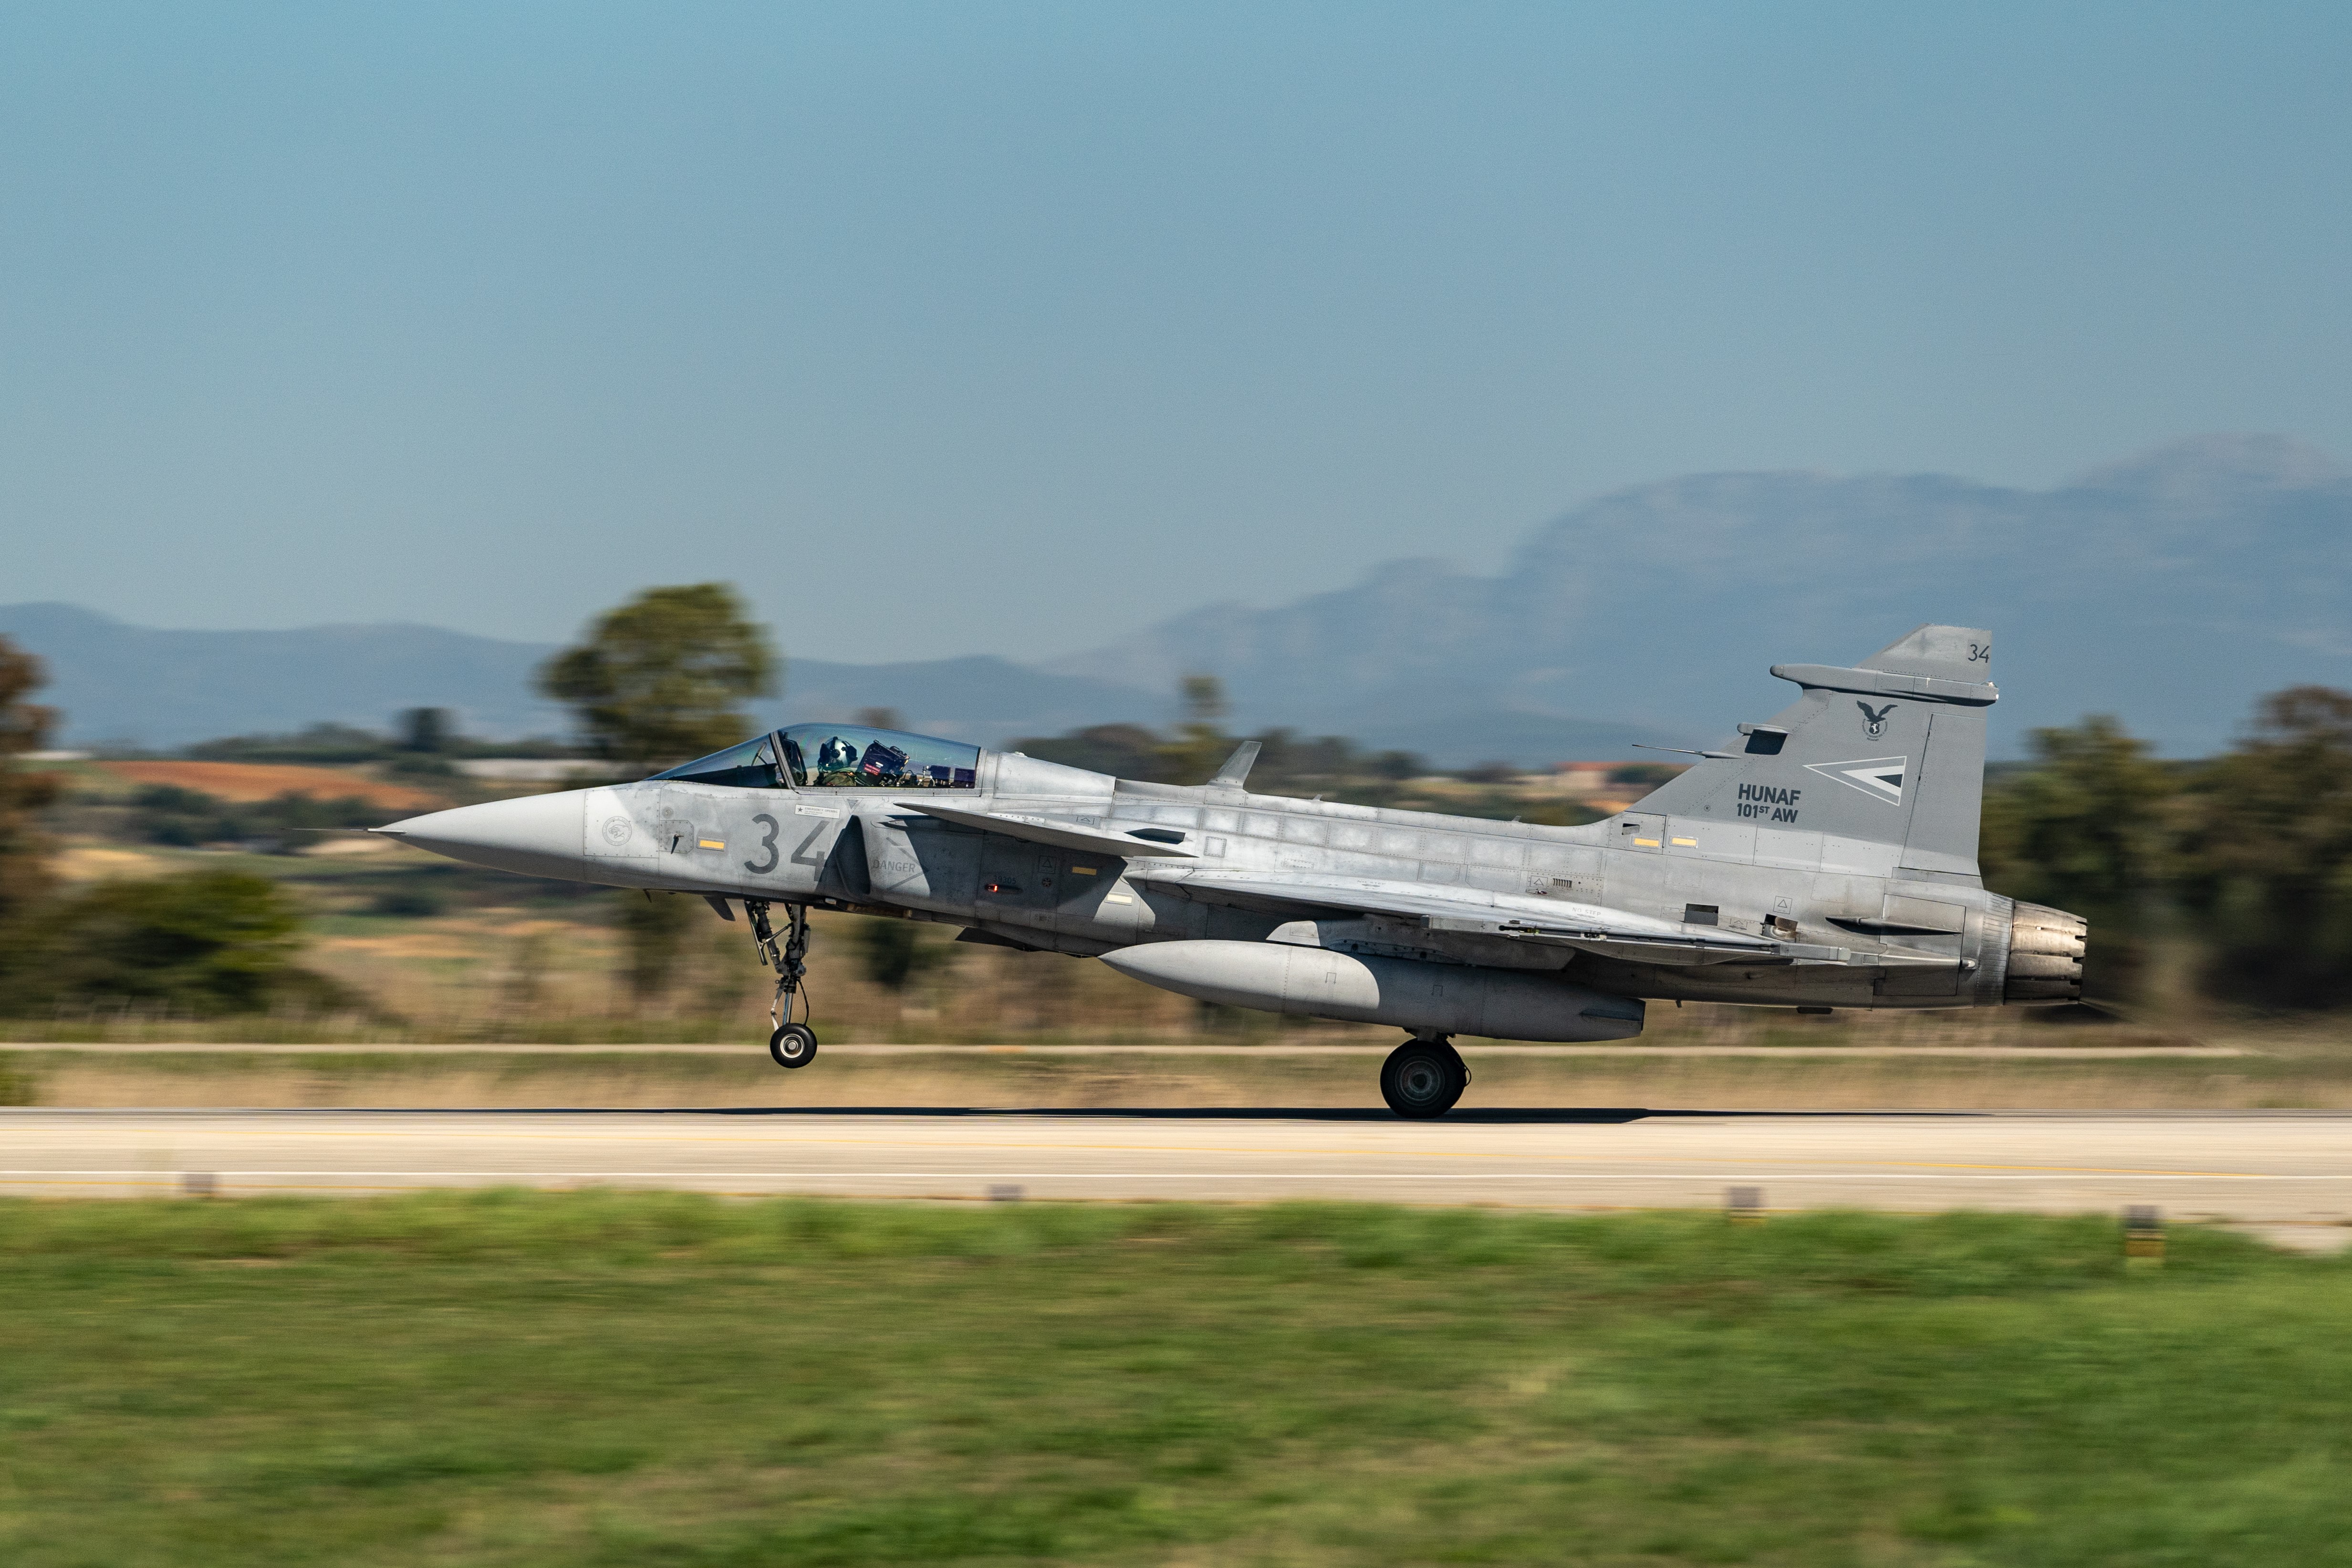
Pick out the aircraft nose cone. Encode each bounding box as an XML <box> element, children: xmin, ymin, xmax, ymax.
<box><xmin>378</xmin><ymin>791</ymin><xmax>588</xmax><ymax>877</ymax></box>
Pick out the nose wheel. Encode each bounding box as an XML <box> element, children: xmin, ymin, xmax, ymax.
<box><xmin>769</xmin><ymin>1021</ymin><xmax>818</xmax><ymax>1068</ymax></box>
<box><xmin>746</xmin><ymin>900</ymin><xmax>817</xmax><ymax>1068</ymax></box>
<box><xmin>1380</xmin><ymin>1036</ymin><xmax>1468</xmax><ymax>1118</ymax></box>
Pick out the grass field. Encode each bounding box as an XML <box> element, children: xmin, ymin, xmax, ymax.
<box><xmin>3</xmin><ymin>1194</ymin><xmax>2350</xmax><ymax>1565</ymax></box>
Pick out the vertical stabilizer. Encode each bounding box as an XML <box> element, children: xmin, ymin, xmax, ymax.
<box><xmin>1635</xmin><ymin>625</ymin><xmax>1998</xmax><ymax>878</ymax></box>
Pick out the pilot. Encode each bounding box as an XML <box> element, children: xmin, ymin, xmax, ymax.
<box><xmin>815</xmin><ymin>735</ymin><xmax>858</xmax><ymax>773</ymax></box>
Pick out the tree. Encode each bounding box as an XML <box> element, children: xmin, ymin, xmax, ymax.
<box><xmin>539</xmin><ymin>584</ymin><xmax>778</xmax><ymax>769</ymax></box>
<box><xmin>2175</xmin><ymin>687</ymin><xmax>2352</xmax><ymax>1009</ymax></box>
<box><xmin>399</xmin><ymin>706</ymin><xmax>452</xmax><ymax>753</ymax></box>
<box><xmin>616</xmin><ymin>891</ymin><xmax>696</xmax><ymax>1007</ymax></box>
<box><xmin>0</xmin><ymin>636</ymin><xmax>61</xmax><ymax>929</ymax></box>
<box><xmin>1160</xmin><ymin>673</ymin><xmax>1234</xmax><ymax>783</ymax></box>
<box><xmin>858</xmin><ymin>916</ymin><xmax>947</xmax><ymax>993</ymax></box>
<box><xmin>1978</xmin><ymin>716</ymin><xmax>2176</xmax><ymax>1002</ymax></box>
<box><xmin>0</xmin><ymin>870</ymin><xmax>310</xmax><ymax>1016</ymax></box>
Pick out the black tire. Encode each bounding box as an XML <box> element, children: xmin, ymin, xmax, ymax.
<box><xmin>769</xmin><ymin>1022</ymin><xmax>819</xmax><ymax>1069</ymax></box>
<box><xmin>1380</xmin><ymin>1039</ymin><xmax>1465</xmax><ymax>1119</ymax></box>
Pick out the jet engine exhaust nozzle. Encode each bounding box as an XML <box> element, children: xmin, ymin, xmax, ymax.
<box><xmin>2003</xmin><ymin>902</ymin><xmax>2088</xmax><ymax>1004</ymax></box>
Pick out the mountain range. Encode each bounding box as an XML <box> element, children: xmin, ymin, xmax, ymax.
<box><xmin>6</xmin><ymin>434</ymin><xmax>2345</xmax><ymax>763</ymax></box>
<box><xmin>1042</xmin><ymin>433</ymin><xmax>2349</xmax><ymax>761</ymax></box>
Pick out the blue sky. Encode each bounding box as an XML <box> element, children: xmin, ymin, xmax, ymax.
<box><xmin>5</xmin><ymin>3</ymin><xmax>2348</xmax><ymax>657</ymax></box>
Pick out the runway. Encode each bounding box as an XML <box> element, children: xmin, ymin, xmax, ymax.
<box><xmin>5</xmin><ymin>1107</ymin><xmax>2351</xmax><ymax>1244</ymax></box>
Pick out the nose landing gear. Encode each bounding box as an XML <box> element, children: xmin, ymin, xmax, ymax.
<box><xmin>769</xmin><ymin>1021</ymin><xmax>817</xmax><ymax>1068</ymax></box>
<box><xmin>1380</xmin><ymin>1034</ymin><xmax>1468</xmax><ymax>1119</ymax></box>
<box><xmin>746</xmin><ymin>900</ymin><xmax>817</xmax><ymax>1068</ymax></box>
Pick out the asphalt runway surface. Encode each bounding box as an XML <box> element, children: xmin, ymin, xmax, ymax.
<box><xmin>5</xmin><ymin>1107</ymin><xmax>2351</xmax><ymax>1246</ymax></box>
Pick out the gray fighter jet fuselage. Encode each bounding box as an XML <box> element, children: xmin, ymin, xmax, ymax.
<box><xmin>384</xmin><ymin>625</ymin><xmax>2087</xmax><ymax>1116</ymax></box>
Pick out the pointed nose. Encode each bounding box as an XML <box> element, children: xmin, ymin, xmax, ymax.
<box><xmin>378</xmin><ymin>791</ymin><xmax>588</xmax><ymax>879</ymax></box>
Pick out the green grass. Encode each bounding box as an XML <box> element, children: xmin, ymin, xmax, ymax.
<box><xmin>2</xmin><ymin>1196</ymin><xmax>2350</xmax><ymax>1565</ymax></box>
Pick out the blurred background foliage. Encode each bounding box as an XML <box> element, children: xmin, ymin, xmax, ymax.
<box><xmin>1010</xmin><ymin>674</ymin><xmax>1584</xmax><ymax>823</ymax></box>
<box><xmin>0</xmin><ymin>869</ymin><xmax>340</xmax><ymax>1017</ymax></box>
<box><xmin>1979</xmin><ymin>687</ymin><xmax>2352</xmax><ymax>1010</ymax></box>
<box><xmin>537</xmin><ymin>582</ymin><xmax>777</xmax><ymax>769</ymax></box>
<box><xmin>0</xmin><ymin>634</ymin><xmax>62</xmax><ymax>927</ymax></box>
<box><xmin>127</xmin><ymin>784</ymin><xmax>383</xmax><ymax>850</ymax></box>
<box><xmin>6</xmin><ymin>593</ymin><xmax>2352</xmax><ymax>1027</ymax></box>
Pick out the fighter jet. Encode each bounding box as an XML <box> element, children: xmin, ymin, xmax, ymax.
<box><xmin>380</xmin><ymin>625</ymin><xmax>2085</xmax><ymax>1117</ymax></box>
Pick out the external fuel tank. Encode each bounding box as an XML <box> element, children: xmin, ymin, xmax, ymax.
<box><xmin>1101</xmin><ymin>939</ymin><xmax>1646</xmax><ymax>1042</ymax></box>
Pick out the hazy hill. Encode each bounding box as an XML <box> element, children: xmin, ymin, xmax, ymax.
<box><xmin>7</xmin><ymin>435</ymin><xmax>2344</xmax><ymax>762</ymax></box>
<box><xmin>0</xmin><ymin>601</ymin><xmax>1689</xmax><ymax>764</ymax></box>
<box><xmin>0</xmin><ymin>603</ymin><xmax>570</xmax><ymax>749</ymax></box>
<box><xmin>1051</xmin><ymin>434</ymin><xmax>2352</xmax><ymax>758</ymax></box>
<box><xmin>0</xmin><ymin>603</ymin><xmax>1175</xmax><ymax>754</ymax></box>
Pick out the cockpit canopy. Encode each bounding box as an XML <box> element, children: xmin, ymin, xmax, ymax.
<box><xmin>644</xmin><ymin>735</ymin><xmax>783</xmax><ymax>789</ymax></box>
<box><xmin>783</xmin><ymin>724</ymin><xmax>979</xmax><ymax>789</ymax></box>
<box><xmin>647</xmin><ymin>724</ymin><xmax>980</xmax><ymax>790</ymax></box>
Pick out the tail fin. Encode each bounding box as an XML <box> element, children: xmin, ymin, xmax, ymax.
<box><xmin>1638</xmin><ymin>625</ymin><xmax>1997</xmax><ymax>878</ymax></box>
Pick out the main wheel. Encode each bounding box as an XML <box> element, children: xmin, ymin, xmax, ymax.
<box><xmin>1380</xmin><ymin>1038</ymin><xmax>1466</xmax><ymax>1119</ymax></box>
<box><xmin>769</xmin><ymin>1021</ymin><xmax>818</xmax><ymax>1069</ymax></box>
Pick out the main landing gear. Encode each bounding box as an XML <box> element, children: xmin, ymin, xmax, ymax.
<box><xmin>1380</xmin><ymin>1034</ymin><xmax>1468</xmax><ymax>1119</ymax></box>
<box><xmin>746</xmin><ymin>900</ymin><xmax>818</xmax><ymax>1069</ymax></box>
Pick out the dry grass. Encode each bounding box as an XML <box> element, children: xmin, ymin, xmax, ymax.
<box><xmin>287</xmin><ymin>905</ymin><xmax>1226</xmax><ymax>1045</ymax></box>
<box><xmin>281</xmin><ymin>900</ymin><xmax>2248</xmax><ymax>1051</ymax></box>
<box><xmin>49</xmin><ymin>844</ymin><xmax>170</xmax><ymax>882</ymax></box>
<box><xmin>93</xmin><ymin>759</ymin><xmax>448</xmax><ymax>809</ymax></box>
<box><xmin>10</xmin><ymin>1017</ymin><xmax>2352</xmax><ymax>1111</ymax></box>
<box><xmin>13</xmin><ymin>850</ymin><xmax>2351</xmax><ymax>1111</ymax></box>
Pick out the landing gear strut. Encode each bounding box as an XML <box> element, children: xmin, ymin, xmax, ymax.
<box><xmin>1380</xmin><ymin>1035</ymin><xmax>1467</xmax><ymax>1119</ymax></box>
<box><xmin>746</xmin><ymin>900</ymin><xmax>817</xmax><ymax>1068</ymax></box>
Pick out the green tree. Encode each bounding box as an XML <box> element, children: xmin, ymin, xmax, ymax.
<box><xmin>539</xmin><ymin>584</ymin><xmax>778</xmax><ymax>770</ymax></box>
<box><xmin>0</xmin><ymin>636</ymin><xmax>61</xmax><ymax>928</ymax></box>
<box><xmin>858</xmin><ymin>916</ymin><xmax>947</xmax><ymax>993</ymax></box>
<box><xmin>398</xmin><ymin>706</ymin><xmax>452</xmax><ymax>753</ymax></box>
<box><xmin>1160</xmin><ymin>674</ymin><xmax>1234</xmax><ymax>783</ymax></box>
<box><xmin>616</xmin><ymin>891</ymin><xmax>696</xmax><ymax>1007</ymax></box>
<box><xmin>1978</xmin><ymin>716</ymin><xmax>2176</xmax><ymax>1002</ymax></box>
<box><xmin>1</xmin><ymin>870</ymin><xmax>309</xmax><ymax>1016</ymax></box>
<box><xmin>2175</xmin><ymin>687</ymin><xmax>2352</xmax><ymax>1009</ymax></box>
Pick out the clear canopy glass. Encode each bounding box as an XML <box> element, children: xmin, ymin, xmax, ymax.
<box><xmin>780</xmin><ymin>724</ymin><xmax>978</xmax><ymax>789</ymax></box>
<box><xmin>645</xmin><ymin>735</ymin><xmax>786</xmax><ymax>789</ymax></box>
<box><xmin>643</xmin><ymin>727</ymin><xmax>981</xmax><ymax>790</ymax></box>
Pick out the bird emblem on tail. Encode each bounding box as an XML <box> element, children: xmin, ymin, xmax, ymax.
<box><xmin>1857</xmin><ymin>701</ymin><xmax>1896</xmax><ymax>739</ymax></box>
